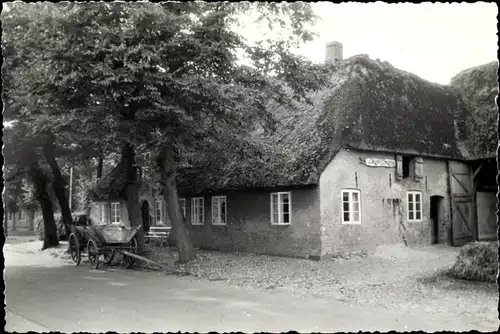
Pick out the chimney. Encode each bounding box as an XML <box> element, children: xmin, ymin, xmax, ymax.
<box><xmin>325</xmin><ymin>41</ymin><xmax>343</xmax><ymax>64</ymax></box>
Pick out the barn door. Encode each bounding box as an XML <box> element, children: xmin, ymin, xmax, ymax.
<box><xmin>448</xmin><ymin>161</ymin><xmax>475</xmax><ymax>246</ymax></box>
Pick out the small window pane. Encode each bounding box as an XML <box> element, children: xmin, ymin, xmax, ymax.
<box><xmin>343</xmin><ymin>202</ymin><xmax>349</xmax><ymax>212</ymax></box>
<box><xmin>415</xmin><ymin>193</ymin><xmax>421</xmax><ymax>202</ymax></box>
<box><xmin>408</xmin><ymin>194</ymin><xmax>414</xmax><ymax>203</ymax></box>
<box><xmin>352</xmin><ymin>192</ymin><xmax>359</xmax><ymax>202</ymax></box>
<box><xmin>353</xmin><ymin>212</ymin><xmax>360</xmax><ymax>222</ymax></box>
<box><xmin>344</xmin><ymin>212</ymin><xmax>350</xmax><ymax>222</ymax></box>
<box><xmin>409</xmin><ymin>211</ymin><xmax>414</xmax><ymax>220</ymax></box>
<box><xmin>221</xmin><ymin>200</ymin><xmax>226</xmax><ymax>223</ymax></box>
<box><xmin>283</xmin><ymin>213</ymin><xmax>290</xmax><ymax>224</ymax></box>
<box><xmin>416</xmin><ymin>211</ymin><xmax>421</xmax><ymax>220</ymax></box>
<box><xmin>342</xmin><ymin>192</ymin><xmax>349</xmax><ymax>202</ymax></box>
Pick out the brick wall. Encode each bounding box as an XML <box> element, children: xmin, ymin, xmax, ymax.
<box><xmin>319</xmin><ymin>148</ymin><xmax>451</xmax><ymax>256</ymax></box>
<box><xmin>180</xmin><ymin>187</ymin><xmax>322</xmax><ymax>258</ymax></box>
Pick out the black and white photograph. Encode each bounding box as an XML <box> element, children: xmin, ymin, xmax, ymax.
<box><xmin>2</xmin><ymin>1</ymin><xmax>498</xmax><ymax>332</ymax></box>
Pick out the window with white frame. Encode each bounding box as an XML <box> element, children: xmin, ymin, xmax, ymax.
<box><xmin>191</xmin><ymin>197</ymin><xmax>204</xmax><ymax>225</ymax></box>
<box><xmin>212</xmin><ymin>196</ymin><xmax>227</xmax><ymax>225</ymax></box>
<box><xmin>407</xmin><ymin>191</ymin><xmax>422</xmax><ymax>221</ymax></box>
<box><xmin>155</xmin><ymin>200</ymin><xmax>163</xmax><ymax>224</ymax></box>
<box><xmin>179</xmin><ymin>198</ymin><xmax>186</xmax><ymax>218</ymax></box>
<box><xmin>111</xmin><ymin>202</ymin><xmax>120</xmax><ymax>224</ymax></box>
<box><xmin>342</xmin><ymin>189</ymin><xmax>361</xmax><ymax>224</ymax></box>
<box><xmin>20</xmin><ymin>211</ymin><xmax>26</xmax><ymax>221</ymax></box>
<box><xmin>7</xmin><ymin>212</ymin><xmax>13</xmax><ymax>221</ymax></box>
<box><xmin>270</xmin><ymin>192</ymin><xmax>292</xmax><ymax>225</ymax></box>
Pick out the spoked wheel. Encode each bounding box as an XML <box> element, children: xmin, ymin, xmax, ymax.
<box><xmin>103</xmin><ymin>251</ymin><xmax>115</xmax><ymax>266</ymax></box>
<box><xmin>122</xmin><ymin>237</ymin><xmax>138</xmax><ymax>269</ymax></box>
<box><xmin>69</xmin><ymin>233</ymin><xmax>81</xmax><ymax>266</ymax></box>
<box><xmin>87</xmin><ymin>239</ymin><xmax>100</xmax><ymax>270</ymax></box>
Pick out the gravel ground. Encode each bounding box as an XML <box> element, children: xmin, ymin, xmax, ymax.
<box><xmin>8</xmin><ymin>238</ymin><xmax>497</xmax><ymax>327</ymax></box>
<box><xmin>138</xmin><ymin>243</ymin><xmax>498</xmax><ymax>326</ymax></box>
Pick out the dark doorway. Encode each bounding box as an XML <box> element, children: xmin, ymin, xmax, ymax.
<box><xmin>430</xmin><ymin>196</ymin><xmax>444</xmax><ymax>244</ymax></box>
<box><xmin>141</xmin><ymin>200</ymin><xmax>151</xmax><ymax>234</ymax></box>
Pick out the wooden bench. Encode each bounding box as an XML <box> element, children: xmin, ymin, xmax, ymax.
<box><xmin>145</xmin><ymin>226</ymin><xmax>171</xmax><ymax>247</ymax></box>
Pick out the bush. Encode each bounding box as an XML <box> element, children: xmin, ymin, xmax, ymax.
<box><xmin>448</xmin><ymin>242</ymin><xmax>498</xmax><ymax>283</ymax></box>
<box><xmin>35</xmin><ymin>212</ymin><xmax>89</xmax><ymax>241</ymax></box>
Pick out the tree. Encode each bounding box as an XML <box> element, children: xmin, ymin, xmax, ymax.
<box><xmin>2</xmin><ymin>2</ymin><xmax>330</xmax><ymax>261</ymax></box>
<box><xmin>3</xmin><ymin>124</ymin><xmax>60</xmax><ymax>249</ymax></box>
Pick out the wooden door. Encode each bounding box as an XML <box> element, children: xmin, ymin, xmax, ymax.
<box><xmin>448</xmin><ymin>161</ymin><xmax>475</xmax><ymax>246</ymax></box>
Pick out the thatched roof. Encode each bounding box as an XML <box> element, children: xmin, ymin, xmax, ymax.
<box><xmin>178</xmin><ymin>55</ymin><xmax>476</xmax><ymax>193</ymax></box>
<box><xmin>96</xmin><ymin>56</ymin><xmax>495</xmax><ymax>195</ymax></box>
<box><xmin>450</xmin><ymin>61</ymin><xmax>498</xmax><ymax>159</ymax></box>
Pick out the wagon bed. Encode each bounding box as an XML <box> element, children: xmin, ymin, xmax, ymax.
<box><xmin>69</xmin><ymin>223</ymin><xmax>141</xmax><ymax>270</ymax></box>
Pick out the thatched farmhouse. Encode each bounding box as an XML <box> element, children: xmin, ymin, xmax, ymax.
<box><xmin>91</xmin><ymin>42</ymin><xmax>498</xmax><ymax>259</ymax></box>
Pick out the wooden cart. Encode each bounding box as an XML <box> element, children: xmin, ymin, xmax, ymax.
<box><xmin>69</xmin><ymin>223</ymin><xmax>140</xmax><ymax>270</ymax></box>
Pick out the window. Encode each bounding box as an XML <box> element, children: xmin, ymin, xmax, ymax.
<box><xmin>7</xmin><ymin>212</ymin><xmax>13</xmax><ymax>221</ymax></box>
<box><xmin>155</xmin><ymin>200</ymin><xmax>163</xmax><ymax>224</ymax></box>
<box><xmin>342</xmin><ymin>189</ymin><xmax>361</xmax><ymax>224</ymax></box>
<box><xmin>407</xmin><ymin>191</ymin><xmax>423</xmax><ymax>222</ymax></box>
<box><xmin>100</xmin><ymin>204</ymin><xmax>106</xmax><ymax>223</ymax></box>
<box><xmin>402</xmin><ymin>157</ymin><xmax>411</xmax><ymax>178</ymax></box>
<box><xmin>179</xmin><ymin>198</ymin><xmax>186</xmax><ymax>218</ymax></box>
<box><xmin>212</xmin><ymin>196</ymin><xmax>227</xmax><ymax>225</ymax></box>
<box><xmin>397</xmin><ymin>155</ymin><xmax>424</xmax><ymax>181</ymax></box>
<box><xmin>111</xmin><ymin>202</ymin><xmax>120</xmax><ymax>224</ymax></box>
<box><xmin>191</xmin><ymin>197</ymin><xmax>204</xmax><ymax>225</ymax></box>
<box><xmin>270</xmin><ymin>192</ymin><xmax>292</xmax><ymax>225</ymax></box>
<box><xmin>20</xmin><ymin>211</ymin><xmax>26</xmax><ymax>221</ymax></box>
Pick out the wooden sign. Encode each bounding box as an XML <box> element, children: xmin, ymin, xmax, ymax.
<box><xmin>359</xmin><ymin>157</ymin><xmax>396</xmax><ymax>168</ymax></box>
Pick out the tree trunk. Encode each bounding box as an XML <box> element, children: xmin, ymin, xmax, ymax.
<box><xmin>42</xmin><ymin>133</ymin><xmax>72</xmax><ymax>239</ymax></box>
<box><xmin>4</xmin><ymin>217</ymin><xmax>8</xmax><ymax>238</ymax></box>
<box><xmin>158</xmin><ymin>147</ymin><xmax>194</xmax><ymax>263</ymax></box>
<box><xmin>163</xmin><ymin>174</ymin><xmax>194</xmax><ymax>263</ymax></box>
<box><xmin>12</xmin><ymin>212</ymin><xmax>17</xmax><ymax>231</ymax></box>
<box><xmin>97</xmin><ymin>155</ymin><xmax>104</xmax><ymax>180</ymax></box>
<box><xmin>122</xmin><ymin>142</ymin><xmax>145</xmax><ymax>253</ymax></box>
<box><xmin>30</xmin><ymin>162</ymin><xmax>59</xmax><ymax>249</ymax></box>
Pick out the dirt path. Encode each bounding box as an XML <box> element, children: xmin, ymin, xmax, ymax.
<box><xmin>9</xmin><ymin>240</ymin><xmax>497</xmax><ymax>329</ymax></box>
<box><xmin>139</xmin><ymin>243</ymin><xmax>498</xmax><ymax>329</ymax></box>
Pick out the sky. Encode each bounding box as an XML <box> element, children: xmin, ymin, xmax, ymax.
<box><xmin>297</xmin><ymin>2</ymin><xmax>498</xmax><ymax>85</ymax></box>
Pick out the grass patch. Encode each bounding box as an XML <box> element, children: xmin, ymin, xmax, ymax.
<box><xmin>447</xmin><ymin>242</ymin><xmax>498</xmax><ymax>283</ymax></box>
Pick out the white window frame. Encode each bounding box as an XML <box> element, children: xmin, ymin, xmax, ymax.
<box><xmin>270</xmin><ymin>192</ymin><xmax>292</xmax><ymax>225</ymax></box>
<box><xmin>20</xmin><ymin>211</ymin><xmax>26</xmax><ymax>221</ymax></box>
<box><xmin>211</xmin><ymin>196</ymin><xmax>227</xmax><ymax>226</ymax></box>
<box><xmin>341</xmin><ymin>189</ymin><xmax>361</xmax><ymax>224</ymax></box>
<box><xmin>407</xmin><ymin>191</ymin><xmax>423</xmax><ymax>222</ymax></box>
<box><xmin>191</xmin><ymin>197</ymin><xmax>204</xmax><ymax>225</ymax></box>
<box><xmin>155</xmin><ymin>200</ymin><xmax>163</xmax><ymax>224</ymax></box>
<box><xmin>179</xmin><ymin>198</ymin><xmax>186</xmax><ymax>218</ymax></box>
<box><xmin>111</xmin><ymin>202</ymin><xmax>121</xmax><ymax>224</ymax></box>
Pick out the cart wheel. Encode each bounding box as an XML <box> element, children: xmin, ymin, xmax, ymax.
<box><xmin>123</xmin><ymin>237</ymin><xmax>138</xmax><ymax>269</ymax></box>
<box><xmin>69</xmin><ymin>233</ymin><xmax>81</xmax><ymax>266</ymax></box>
<box><xmin>87</xmin><ymin>239</ymin><xmax>100</xmax><ymax>270</ymax></box>
<box><xmin>103</xmin><ymin>251</ymin><xmax>115</xmax><ymax>265</ymax></box>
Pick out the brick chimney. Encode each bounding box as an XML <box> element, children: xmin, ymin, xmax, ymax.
<box><xmin>325</xmin><ymin>41</ymin><xmax>343</xmax><ymax>64</ymax></box>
